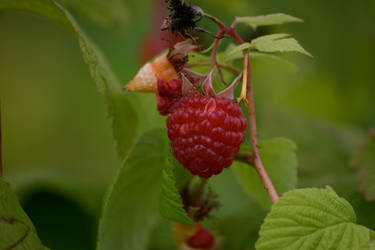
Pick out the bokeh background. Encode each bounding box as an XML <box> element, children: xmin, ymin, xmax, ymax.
<box><xmin>1</xmin><ymin>0</ymin><xmax>374</xmax><ymax>249</ymax></box>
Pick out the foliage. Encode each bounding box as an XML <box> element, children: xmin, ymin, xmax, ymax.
<box><xmin>225</xmin><ymin>34</ymin><xmax>311</xmax><ymax>59</ymax></box>
<box><xmin>351</xmin><ymin>131</ymin><xmax>375</xmax><ymax>201</ymax></box>
<box><xmin>256</xmin><ymin>188</ymin><xmax>375</xmax><ymax>250</ymax></box>
<box><xmin>159</xmin><ymin>159</ymin><xmax>194</xmax><ymax>225</ymax></box>
<box><xmin>97</xmin><ymin>130</ymin><xmax>169</xmax><ymax>250</ymax></box>
<box><xmin>0</xmin><ymin>179</ymin><xmax>47</xmax><ymax>249</ymax></box>
<box><xmin>235</xmin><ymin>13</ymin><xmax>302</xmax><ymax>29</ymax></box>
<box><xmin>0</xmin><ymin>0</ymin><xmax>374</xmax><ymax>250</ymax></box>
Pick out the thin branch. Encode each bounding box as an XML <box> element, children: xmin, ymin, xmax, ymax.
<box><xmin>205</xmin><ymin>13</ymin><xmax>280</xmax><ymax>203</ymax></box>
<box><xmin>204</xmin><ymin>13</ymin><xmax>227</xmax><ymax>29</ymax></box>
<box><xmin>245</xmin><ymin>50</ymin><xmax>279</xmax><ymax>203</ymax></box>
<box><xmin>210</xmin><ymin>29</ymin><xmax>226</xmax><ymax>69</ymax></box>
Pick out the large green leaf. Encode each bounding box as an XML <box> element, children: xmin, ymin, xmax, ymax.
<box><xmin>0</xmin><ymin>0</ymin><xmax>74</xmax><ymax>31</ymax></box>
<box><xmin>57</xmin><ymin>0</ymin><xmax>128</xmax><ymax>28</ymax></box>
<box><xmin>256</xmin><ymin>187</ymin><xmax>375</xmax><ymax>250</ymax></box>
<box><xmin>351</xmin><ymin>130</ymin><xmax>375</xmax><ymax>201</ymax></box>
<box><xmin>97</xmin><ymin>129</ymin><xmax>170</xmax><ymax>250</ymax></box>
<box><xmin>159</xmin><ymin>158</ymin><xmax>194</xmax><ymax>225</ymax></box>
<box><xmin>0</xmin><ymin>0</ymin><xmax>138</xmax><ymax>159</ymax></box>
<box><xmin>233</xmin><ymin>137</ymin><xmax>298</xmax><ymax>209</ymax></box>
<box><xmin>235</xmin><ymin>13</ymin><xmax>302</xmax><ymax>29</ymax></box>
<box><xmin>0</xmin><ymin>179</ymin><xmax>47</xmax><ymax>250</ymax></box>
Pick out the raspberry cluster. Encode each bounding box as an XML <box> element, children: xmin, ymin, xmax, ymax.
<box><xmin>165</xmin><ymin>94</ymin><xmax>247</xmax><ymax>178</ymax></box>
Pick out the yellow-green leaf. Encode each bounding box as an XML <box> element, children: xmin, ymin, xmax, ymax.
<box><xmin>235</xmin><ymin>13</ymin><xmax>302</xmax><ymax>29</ymax></box>
<box><xmin>0</xmin><ymin>179</ymin><xmax>47</xmax><ymax>250</ymax></box>
<box><xmin>251</xmin><ymin>33</ymin><xmax>312</xmax><ymax>57</ymax></box>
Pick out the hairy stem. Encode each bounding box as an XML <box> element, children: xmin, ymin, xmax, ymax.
<box><xmin>244</xmin><ymin>51</ymin><xmax>279</xmax><ymax>203</ymax></box>
<box><xmin>205</xmin><ymin>13</ymin><xmax>280</xmax><ymax>203</ymax></box>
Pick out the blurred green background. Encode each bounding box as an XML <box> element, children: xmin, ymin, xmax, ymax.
<box><xmin>0</xmin><ymin>0</ymin><xmax>374</xmax><ymax>249</ymax></box>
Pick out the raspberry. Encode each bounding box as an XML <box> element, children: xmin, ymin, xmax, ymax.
<box><xmin>157</xmin><ymin>79</ymin><xmax>183</xmax><ymax>115</ymax></box>
<box><xmin>167</xmin><ymin>94</ymin><xmax>247</xmax><ymax>178</ymax></box>
<box><xmin>186</xmin><ymin>226</ymin><xmax>215</xmax><ymax>249</ymax></box>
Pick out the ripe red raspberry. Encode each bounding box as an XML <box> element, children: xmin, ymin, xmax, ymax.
<box><xmin>167</xmin><ymin>94</ymin><xmax>247</xmax><ymax>178</ymax></box>
<box><xmin>157</xmin><ymin>79</ymin><xmax>182</xmax><ymax>115</ymax></box>
<box><xmin>186</xmin><ymin>226</ymin><xmax>215</xmax><ymax>249</ymax></box>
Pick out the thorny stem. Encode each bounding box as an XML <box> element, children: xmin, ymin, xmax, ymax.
<box><xmin>205</xmin><ymin>13</ymin><xmax>280</xmax><ymax>203</ymax></box>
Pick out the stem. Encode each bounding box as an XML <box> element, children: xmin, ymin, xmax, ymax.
<box><xmin>210</xmin><ymin>29</ymin><xmax>226</xmax><ymax>68</ymax></box>
<box><xmin>205</xmin><ymin>13</ymin><xmax>280</xmax><ymax>203</ymax></box>
<box><xmin>245</xmin><ymin>52</ymin><xmax>279</xmax><ymax>203</ymax></box>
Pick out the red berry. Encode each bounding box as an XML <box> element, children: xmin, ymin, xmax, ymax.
<box><xmin>186</xmin><ymin>226</ymin><xmax>215</xmax><ymax>249</ymax></box>
<box><xmin>157</xmin><ymin>79</ymin><xmax>183</xmax><ymax>115</ymax></box>
<box><xmin>167</xmin><ymin>94</ymin><xmax>247</xmax><ymax>178</ymax></box>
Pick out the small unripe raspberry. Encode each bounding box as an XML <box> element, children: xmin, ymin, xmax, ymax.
<box><xmin>167</xmin><ymin>94</ymin><xmax>247</xmax><ymax>178</ymax></box>
<box><xmin>157</xmin><ymin>79</ymin><xmax>182</xmax><ymax>115</ymax></box>
<box><xmin>186</xmin><ymin>226</ymin><xmax>215</xmax><ymax>249</ymax></box>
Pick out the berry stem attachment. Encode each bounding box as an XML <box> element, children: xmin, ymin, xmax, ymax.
<box><xmin>204</xmin><ymin>13</ymin><xmax>280</xmax><ymax>203</ymax></box>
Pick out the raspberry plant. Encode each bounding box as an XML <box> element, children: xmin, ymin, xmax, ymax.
<box><xmin>0</xmin><ymin>0</ymin><xmax>375</xmax><ymax>250</ymax></box>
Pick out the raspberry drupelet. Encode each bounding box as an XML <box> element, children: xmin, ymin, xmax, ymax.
<box><xmin>166</xmin><ymin>94</ymin><xmax>247</xmax><ymax>178</ymax></box>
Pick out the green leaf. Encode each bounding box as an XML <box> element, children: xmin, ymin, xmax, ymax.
<box><xmin>224</xmin><ymin>43</ymin><xmax>253</xmax><ymax>61</ymax></box>
<box><xmin>0</xmin><ymin>0</ymin><xmax>74</xmax><ymax>32</ymax></box>
<box><xmin>159</xmin><ymin>158</ymin><xmax>194</xmax><ymax>225</ymax></box>
<box><xmin>224</xmin><ymin>43</ymin><xmax>298</xmax><ymax>73</ymax></box>
<box><xmin>233</xmin><ymin>138</ymin><xmax>298</xmax><ymax>209</ymax></box>
<box><xmin>57</xmin><ymin>0</ymin><xmax>128</xmax><ymax>28</ymax></box>
<box><xmin>97</xmin><ymin>129</ymin><xmax>170</xmax><ymax>250</ymax></box>
<box><xmin>0</xmin><ymin>179</ymin><xmax>46</xmax><ymax>250</ymax></box>
<box><xmin>351</xmin><ymin>130</ymin><xmax>375</xmax><ymax>202</ymax></box>
<box><xmin>256</xmin><ymin>187</ymin><xmax>375</xmax><ymax>250</ymax></box>
<box><xmin>235</xmin><ymin>13</ymin><xmax>302</xmax><ymax>29</ymax></box>
<box><xmin>0</xmin><ymin>0</ymin><xmax>138</xmax><ymax>159</ymax></box>
<box><xmin>251</xmin><ymin>33</ymin><xmax>312</xmax><ymax>57</ymax></box>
